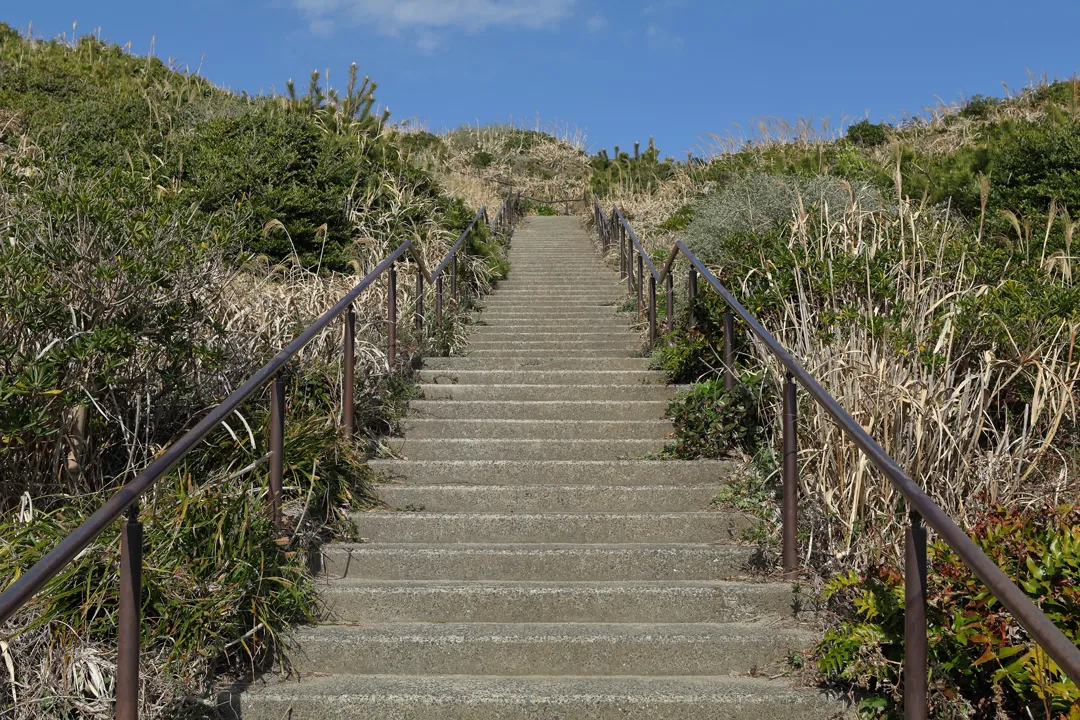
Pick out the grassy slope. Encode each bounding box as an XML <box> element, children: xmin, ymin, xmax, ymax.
<box><xmin>598</xmin><ymin>84</ymin><xmax>1080</xmax><ymax>717</ymax></box>
<box><xmin>0</xmin><ymin>24</ymin><xmax>509</xmax><ymax>719</ymax></box>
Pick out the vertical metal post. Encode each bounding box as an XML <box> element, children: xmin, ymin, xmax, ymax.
<box><xmin>115</xmin><ymin>504</ymin><xmax>142</xmax><ymax>720</ymax></box>
<box><xmin>619</xmin><ymin>223</ymin><xmax>627</xmax><ymax>277</ymax></box>
<box><xmin>564</xmin><ymin>200</ymin><xmax>569</xmax><ymax>215</ymax></box>
<box><xmin>648</xmin><ymin>275</ymin><xmax>657</xmax><ymax>347</ymax></box>
<box><xmin>416</xmin><ymin>274</ymin><xmax>424</xmax><ymax>336</ymax></box>
<box><xmin>782</xmin><ymin>373</ymin><xmax>798</xmax><ymax>580</ymax></box>
<box><xmin>688</xmin><ymin>267</ymin><xmax>698</xmax><ymax>329</ymax></box>
<box><xmin>665</xmin><ymin>272</ymin><xmax>674</xmax><ymax>335</ymax></box>
<box><xmin>342</xmin><ymin>304</ymin><xmax>355</xmax><ymax>437</ymax></box>
<box><xmin>451</xmin><ymin>254</ymin><xmax>458</xmax><ymax>300</ymax></box>
<box><xmin>269</xmin><ymin>374</ymin><xmax>284</xmax><ymax>526</ymax></box>
<box><xmin>724</xmin><ymin>308</ymin><xmax>735</xmax><ymax>392</ymax></box>
<box><xmin>387</xmin><ymin>261</ymin><xmax>398</xmax><ymax>367</ymax></box>
<box><xmin>626</xmin><ymin>245</ymin><xmax>634</xmax><ymax>295</ymax></box>
<box><xmin>436</xmin><ymin>275</ymin><xmax>444</xmax><ymax>329</ymax></box>
<box><xmin>905</xmin><ymin>511</ymin><xmax>929</xmax><ymax>720</ymax></box>
<box><xmin>636</xmin><ymin>253</ymin><xmax>644</xmax><ymax>316</ymax></box>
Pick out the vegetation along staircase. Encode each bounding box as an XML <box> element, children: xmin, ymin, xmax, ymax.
<box><xmin>237</xmin><ymin>216</ymin><xmax>846</xmax><ymax>718</ymax></box>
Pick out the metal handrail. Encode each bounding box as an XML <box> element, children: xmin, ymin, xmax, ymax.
<box><xmin>590</xmin><ymin>198</ymin><xmax>1080</xmax><ymax>709</ymax></box>
<box><xmin>0</xmin><ymin>191</ymin><xmax>521</xmax><ymax>719</ymax></box>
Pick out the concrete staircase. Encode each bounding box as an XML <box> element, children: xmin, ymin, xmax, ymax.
<box><xmin>237</xmin><ymin>217</ymin><xmax>845</xmax><ymax>718</ymax></box>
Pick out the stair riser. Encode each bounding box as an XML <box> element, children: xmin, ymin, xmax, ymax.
<box><xmin>422</xmin><ymin>358</ymin><xmax>651</xmax><ymax>370</ymax></box>
<box><xmin>369</xmin><ymin>459</ymin><xmax>734</xmax><ymax>486</ymax></box>
<box><xmin>401</xmin><ymin>419</ymin><xmax>671</xmax><ymax>440</ymax></box>
<box><xmin>285</xmin><ymin>631</ymin><xmax>811</xmax><ymax>677</ymax></box>
<box><xmin>419</xmin><ymin>385</ymin><xmax>673</xmax><ymax>401</ymax></box>
<box><xmin>322</xmin><ymin>584</ymin><xmax>796</xmax><ymax>624</ymax></box>
<box><xmin>465</xmin><ymin>349</ymin><xmax>641</xmax><ymax>358</ymax></box>
<box><xmin>408</xmin><ymin>400</ymin><xmax>669</xmax><ymax>421</ymax></box>
<box><xmin>319</xmin><ymin>545</ymin><xmax>754</xmax><ymax>581</ymax></box>
<box><xmin>349</xmin><ymin>513</ymin><xmax>755</xmax><ymax>544</ymax></box>
<box><xmin>374</xmin><ymin>484</ymin><xmax>718</xmax><ymax>512</ymax></box>
<box><xmin>239</xmin><ymin>690</ymin><xmax>845</xmax><ymax>720</ymax></box>
<box><xmin>385</xmin><ymin>438</ymin><xmax>663</xmax><ymax>460</ymax></box>
<box><xmin>420</xmin><ymin>370</ymin><xmax>660</xmax><ymax>386</ymax></box>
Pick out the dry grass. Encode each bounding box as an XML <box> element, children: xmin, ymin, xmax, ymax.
<box><xmin>703</xmin><ymin>196</ymin><xmax>1077</xmax><ymax>570</ymax></box>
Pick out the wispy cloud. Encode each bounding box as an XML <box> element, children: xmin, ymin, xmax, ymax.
<box><xmin>293</xmin><ymin>0</ymin><xmax>577</xmax><ymax>45</ymax></box>
<box><xmin>646</xmin><ymin>23</ymin><xmax>683</xmax><ymax>50</ymax></box>
<box><xmin>586</xmin><ymin>13</ymin><xmax>608</xmax><ymax>33</ymax></box>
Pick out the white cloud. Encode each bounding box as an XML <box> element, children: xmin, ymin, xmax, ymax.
<box><xmin>293</xmin><ymin>0</ymin><xmax>577</xmax><ymax>38</ymax></box>
<box><xmin>586</xmin><ymin>13</ymin><xmax>608</xmax><ymax>33</ymax></box>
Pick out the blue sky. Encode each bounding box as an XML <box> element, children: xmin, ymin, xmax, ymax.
<box><xmin>6</xmin><ymin>1</ymin><xmax>1080</xmax><ymax>157</ymax></box>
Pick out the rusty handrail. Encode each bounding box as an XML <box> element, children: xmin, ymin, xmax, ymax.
<box><xmin>0</xmin><ymin>190</ymin><xmax>522</xmax><ymax>719</ymax></box>
<box><xmin>590</xmin><ymin>198</ymin><xmax>1080</xmax><ymax>705</ymax></box>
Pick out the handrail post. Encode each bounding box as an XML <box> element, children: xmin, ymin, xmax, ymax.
<box><xmin>782</xmin><ymin>373</ymin><xmax>798</xmax><ymax>580</ymax></box>
<box><xmin>436</xmin><ymin>275</ymin><xmax>444</xmax><ymax>329</ymax></box>
<box><xmin>451</xmin><ymin>254</ymin><xmax>458</xmax><ymax>300</ymax></box>
<box><xmin>724</xmin><ymin>308</ymin><xmax>735</xmax><ymax>392</ymax></box>
<box><xmin>388</xmin><ymin>261</ymin><xmax>398</xmax><ymax>367</ymax></box>
<box><xmin>269</xmin><ymin>373</ymin><xmax>284</xmax><ymax>526</ymax></box>
<box><xmin>342</xmin><ymin>303</ymin><xmax>355</xmax><ymax>437</ymax></box>
<box><xmin>619</xmin><ymin>224</ymin><xmax>627</xmax><ymax>277</ymax></box>
<box><xmin>626</xmin><ymin>245</ymin><xmax>634</xmax><ymax>296</ymax></box>
<box><xmin>115</xmin><ymin>504</ymin><xmax>142</xmax><ymax>720</ymax></box>
<box><xmin>905</xmin><ymin>510</ymin><xmax>928</xmax><ymax>720</ymax></box>
<box><xmin>688</xmin><ymin>267</ymin><xmax>697</xmax><ymax>328</ymax></box>
<box><xmin>665</xmin><ymin>272</ymin><xmax>674</xmax><ymax>335</ymax></box>
<box><xmin>416</xmin><ymin>273</ymin><xmax>424</xmax><ymax>337</ymax></box>
<box><xmin>648</xmin><ymin>275</ymin><xmax>657</xmax><ymax>347</ymax></box>
<box><xmin>636</xmin><ymin>253</ymin><xmax>644</xmax><ymax>317</ymax></box>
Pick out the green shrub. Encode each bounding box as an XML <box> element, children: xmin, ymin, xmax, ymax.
<box><xmin>470</xmin><ymin>150</ymin><xmax>495</xmax><ymax>168</ymax></box>
<box><xmin>959</xmin><ymin>94</ymin><xmax>999</xmax><ymax>120</ymax></box>
<box><xmin>847</xmin><ymin>120</ymin><xmax>890</xmax><ymax>148</ymax></box>
<box><xmin>816</xmin><ymin>502</ymin><xmax>1080</xmax><ymax>718</ymax></box>
<box><xmin>657</xmin><ymin>204</ymin><xmax>694</xmax><ymax>232</ymax></box>
<box><xmin>660</xmin><ymin>374</ymin><xmax>766</xmax><ymax>458</ymax></box>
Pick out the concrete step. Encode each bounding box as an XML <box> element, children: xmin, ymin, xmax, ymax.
<box><xmin>471</xmin><ymin>322</ymin><xmax>633</xmax><ymax>332</ymax></box>
<box><xmin>320</xmin><ymin>580</ymin><xmax>797</xmax><ymax>624</ymax></box>
<box><xmin>408</xmin><ymin>400</ymin><xmax>669</xmax><ymax>420</ymax></box>
<box><xmin>401</xmin><ymin>419</ymin><xmax>671</xmax><ymax>440</ymax></box>
<box><xmin>319</xmin><ymin>542</ymin><xmax>757</xmax><ymax>581</ymax></box>
<box><xmin>349</xmin><ymin>511</ymin><xmax>755</xmax><ymax>544</ymax></box>
<box><xmin>419</xmin><ymin>384</ymin><xmax>676</xmax><ymax>401</ymax></box>
<box><xmin>283</xmin><ymin>622</ymin><xmax>815</xmax><ymax>677</ymax></box>
<box><xmin>465</xmin><ymin>332</ymin><xmax>639</xmax><ymax>343</ymax></box>
<box><xmin>465</xmin><ymin>341</ymin><xmax>641</xmax><ymax>352</ymax></box>
<box><xmin>418</xmin><ymin>370</ymin><xmax>660</xmax><ymax>386</ymax></box>
<box><xmin>235</xmin><ymin>674</ymin><xmax>847</xmax><ymax>720</ymax></box>
<box><xmin>373</xmin><ymin>484</ymin><xmax>718</xmax><ymax>512</ymax></box>
<box><xmin>422</xmin><ymin>357</ymin><xmax>651</xmax><ymax>371</ymax></box>
<box><xmin>369</xmin><ymin>459</ymin><xmax>734</xmax><ymax>486</ymax></box>
<box><xmin>466</xmin><ymin>348</ymin><xmax>642</xmax><ymax>358</ymax></box>
<box><xmin>384</xmin><ymin>437</ymin><xmax>663</xmax><ymax>460</ymax></box>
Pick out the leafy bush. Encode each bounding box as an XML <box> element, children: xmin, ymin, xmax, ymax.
<box><xmin>847</xmin><ymin>120</ymin><xmax>890</xmax><ymax>148</ymax></box>
<box><xmin>816</xmin><ymin>502</ymin><xmax>1080</xmax><ymax>718</ymax></box>
<box><xmin>959</xmin><ymin>94</ymin><xmax>999</xmax><ymax>120</ymax></box>
<box><xmin>660</xmin><ymin>374</ymin><xmax>766</xmax><ymax>458</ymax></box>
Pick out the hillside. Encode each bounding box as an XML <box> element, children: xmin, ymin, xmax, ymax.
<box><xmin>2</xmin><ymin>19</ymin><xmax>1080</xmax><ymax>719</ymax></box>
